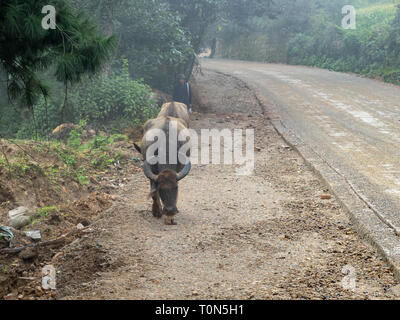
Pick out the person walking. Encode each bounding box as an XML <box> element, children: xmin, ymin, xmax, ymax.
<box><xmin>173</xmin><ymin>74</ymin><xmax>193</xmax><ymax>113</ymax></box>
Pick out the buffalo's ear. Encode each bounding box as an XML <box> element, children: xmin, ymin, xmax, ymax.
<box><xmin>134</xmin><ymin>143</ymin><xmax>141</xmax><ymax>154</ymax></box>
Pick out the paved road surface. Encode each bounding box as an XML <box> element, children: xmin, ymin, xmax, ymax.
<box><xmin>202</xmin><ymin>59</ymin><xmax>400</xmax><ymax>237</ymax></box>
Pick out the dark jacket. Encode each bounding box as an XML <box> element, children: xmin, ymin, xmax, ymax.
<box><xmin>173</xmin><ymin>82</ymin><xmax>192</xmax><ymax>107</ymax></box>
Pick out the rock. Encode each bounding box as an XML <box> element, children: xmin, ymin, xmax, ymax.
<box><xmin>50</xmin><ymin>123</ymin><xmax>78</xmax><ymax>140</ymax></box>
<box><xmin>76</xmin><ymin>223</ymin><xmax>85</xmax><ymax>230</ymax></box>
<box><xmin>8</xmin><ymin>207</ymin><xmax>34</xmax><ymax>229</ymax></box>
<box><xmin>8</xmin><ymin>206</ymin><xmax>33</xmax><ymax>220</ymax></box>
<box><xmin>24</xmin><ymin>230</ymin><xmax>41</xmax><ymax>241</ymax></box>
<box><xmin>81</xmin><ymin>129</ymin><xmax>97</xmax><ymax>139</ymax></box>
<box><xmin>10</xmin><ymin>216</ymin><xmax>31</xmax><ymax>229</ymax></box>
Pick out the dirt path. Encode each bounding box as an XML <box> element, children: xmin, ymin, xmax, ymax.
<box><xmin>58</xmin><ymin>69</ymin><xmax>398</xmax><ymax>300</ymax></box>
<box><xmin>201</xmin><ymin>59</ymin><xmax>400</xmax><ymax>238</ymax></box>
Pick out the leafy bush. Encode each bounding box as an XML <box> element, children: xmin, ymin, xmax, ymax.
<box><xmin>71</xmin><ymin>59</ymin><xmax>159</xmax><ymax>128</ymax></box>
<box><xmin>6</xmin><ymin>59</ymin><xmax>159</xmax><ymax>139</ymax></box>
<box><xmin>383</xmin><ymin>69</ymin><xmax>400</xmax><ymax>84</ymax></box>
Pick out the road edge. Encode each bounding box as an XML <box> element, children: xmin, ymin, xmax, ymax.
<box><xmin>206</xmin><ymin>68</ymin><xmax>400</xmax><ymax>280</ymax></box>
<box><xmin>270</xmin><ymin>118</ymin><xmax>400</xmax><ymax>280</ymax></box>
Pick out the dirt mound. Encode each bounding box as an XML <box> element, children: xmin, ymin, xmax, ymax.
<box><xmin>0</xmin><ymin>136</ymin><xmax>141</xmax><ymax>300</ymax></box>
<box><xmin>54</xmin><ymin>235</ymin><xmax>123</xmax><ymax>299</ymax></box>
<box><xmin>73</xmin><ymin>192</ymin><xmax>115</xmax><ymax>217</ymax></box>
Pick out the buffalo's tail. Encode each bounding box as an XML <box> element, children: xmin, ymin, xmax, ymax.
<box><xmin>134</xmin><ymin>143</ymin><xmax>141</xmax><ymax>154</ymax></box>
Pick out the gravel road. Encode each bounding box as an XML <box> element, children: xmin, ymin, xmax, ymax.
<box><xmin>58</xmin><ymin>68</ymin><xmax>399</xmax><ymax>300</ymax></box>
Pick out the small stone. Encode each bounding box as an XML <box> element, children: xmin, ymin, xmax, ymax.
<box><xmin>76</xmin><ymin>223</ymin><xmax>85</xmax><ymax>230</ymax></box>
<box><xmin>24</xmin><ymin>230</ymin><xmax>41</xmax><ymax>241</ymax></box>
<box><xmin>321</xmin><ymin>194</ymin><xmax>332</xmax><ymax>200</ymax></box>
<box><xmin>35</xmin><ymin>286</ymin><xmax>43</xmax><ymax>294</ymax></box>
<box><xmin>8</xmin><ymin>207</ymin><xmax>33</xmax><ymax>220</ymax></box>
<box><xmin>10</xmin><ymin>216</ymin><xmax>31</xmax><ymax>229</ymax></box>
<box><xmin>276</xmin><ymin>253</ymin><xmax>286</xmax><ymax>260</ymax></box>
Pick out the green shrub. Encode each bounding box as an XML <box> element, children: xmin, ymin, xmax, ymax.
<box><xmin>71</xmin><ymin>59</ymin><xmax>159</xmax><ymax>128</ymax></box>
<box><xmin>383</xmin><ymin>69</ymin><xmax>400</xmax><ymax>84</ymax></box>
<box><xmin>5</xmin><ymin>59</ymin><xmax>159</xmax><ymax>140</ymax></box>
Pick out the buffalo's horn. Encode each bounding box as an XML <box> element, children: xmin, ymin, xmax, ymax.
<box><xmin>177</xmin><ymin>155</ymin><xmax>191</xmax><ymax>181</ymax></box>
<box><xmin>143</xmin><ymin>160</ymin><xmax>158</xmax><ymax>181</ymax></box>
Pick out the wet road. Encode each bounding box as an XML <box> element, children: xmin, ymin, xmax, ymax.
<box><xmin>203</xmin><ymin>59</ymin><xmax>400</xmax><ymax>235</ymax></box>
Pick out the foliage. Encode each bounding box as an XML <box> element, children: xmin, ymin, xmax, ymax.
<box><xmin>71</xmin><ymin>59</ymin><xmax>159</xmax><ymax>128</ymax></box>
<box><xmin>0</xmin><ymin>0</ymin><xmax>115</xmax><ymax>107</ymax></box>
<box><xmin>70</xmin><ymin>0</ymin><xmax>196</xmax><ymax>92</ymax></box>
<box><xmin>0</xmin><ymin>131</ymin><xmax>129</xmax><ymax>190</ymax></box>
<box><xmin>214</xmin><ymin>0</ymin><xmax>400</xmax><ymax>85</ymax></box>
<box><xmin>3</xmin><ymin>59</ymin><xmax>159</xmax><ymax>139</ymax></box>
<box><xmin>36</xmin><ymin>206</ymin><xmax>59</xmax><ymax>218</ymax></box>
<box><xmin>0</xmin><ymin>0</ymin><xmax>223</xmax><ymax>139</ymax></box>
<box><xmin>117</xmin><ymin>0</ymin><xmax>195</xmax><ymax>91</ymax></box>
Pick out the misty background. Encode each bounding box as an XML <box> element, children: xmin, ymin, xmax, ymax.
<box><xmin>1</xmin><ymin>0</ymin><xmax>400</xmax><ymax>139</ymax></box>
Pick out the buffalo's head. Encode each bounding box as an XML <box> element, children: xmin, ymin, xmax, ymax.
<box><xmin>143</xmin><ymin>155</ymin><xmax>191</xmax><ymax>216</ymax></box>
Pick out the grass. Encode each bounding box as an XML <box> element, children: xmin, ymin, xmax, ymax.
<box><xmin>0</xmin><ymin>131</ymin><xmax>129</xmax><ymax>186</ymax></box>
<box><xmin>36</xmin><ymin>206</ymin><xmax>59</xmax><ymax>218</ymax></box>
<box><xmin>30</xmin><ymin>206</ymin><xmax>60</xmax><ymax>227</ymax></box>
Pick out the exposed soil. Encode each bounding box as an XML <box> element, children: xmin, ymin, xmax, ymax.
<box><xmin>0</xmin><ymin>138</ymin><xmax>142</xmax><ymax>300</ymax></box>
<box><xmin>50</xmin><ymin>69</ymin><xmax>399</xmax><ymax>300</ymax></box>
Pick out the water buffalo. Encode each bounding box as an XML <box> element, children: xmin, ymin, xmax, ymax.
<box><xmin>135</xmin><ymin>116</ymin><xmax>191</xmax><ymax>225</ymax></box>
<box><xmin>157</xmin><ymin>102</ymin><xmax>190</xmax><ymax>128</ymax></box>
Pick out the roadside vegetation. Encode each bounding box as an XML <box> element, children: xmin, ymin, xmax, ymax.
<box><xmin>211</xmin><ymin>0</ymin><xmax>400</xmax><ymax>85</ymax></box>
<box><xmin>0</xmin><ymin>0</ymin><xmax>221</xmax><ymax>140</ymax></box>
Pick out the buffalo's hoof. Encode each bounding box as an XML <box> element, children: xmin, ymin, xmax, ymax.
<box><xmin>153</xmin><ymin>211</ymin><xmax>162</xmax><ymax>218</ymax></box>
<box><xmin>164</xmin><ymin>216</ymin><xmax>177</xmax><ymax>225</ymax></box>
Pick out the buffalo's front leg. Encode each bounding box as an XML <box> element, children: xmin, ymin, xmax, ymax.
<box><xmin>152</xmin><ymin>198</ymin><xmax>162</xmax><ymax>218</ymax></box>
<box><xmin>150</xmin><ymin>181</ymin><xmax>162</xmax><ymax>218</ymax></box>
<box><xmin>164</xmin><ymin>214</ymin><xmax>177</xmax><ymax>225</ymax></box>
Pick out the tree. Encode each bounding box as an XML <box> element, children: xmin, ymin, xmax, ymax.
<box><xmin>388</xmin><ymin>5</ymin><xmax>400</xmax><ymax>63</ymax></box>
<box><xmin>115</xmin><ymin>0</ymin><xmax>194</xmax><ymax>91</ymax></box>
<box><xmin>0</xmin><ymin>0</ymin><xmax>115</xmax><ymax>121</ymax></box>
<box><xmin>67</xmin><ymin>0</ymin><xmax>194</xmax><ymax>92</ymax></box>
<box><xmin>224</xmin><ymin>0</ymin><xmax>277</xmax><ymax>24</ymax></box>
<box><xmin>162</xmin><ymin>0</ymin><xmax>222</xmax><ymax>77</ymax></box>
